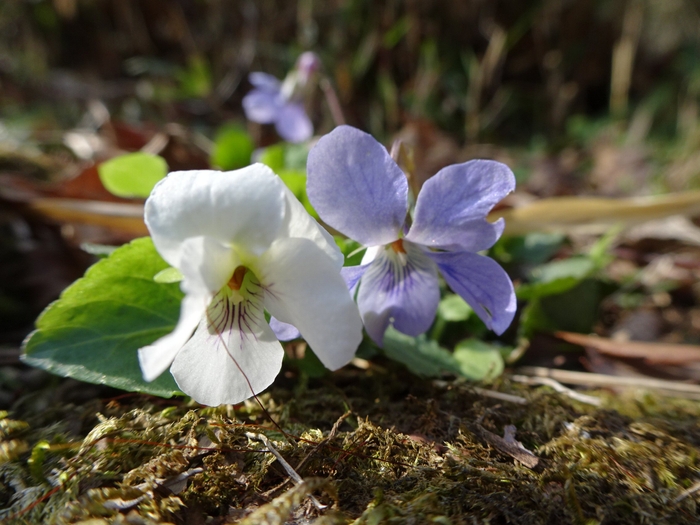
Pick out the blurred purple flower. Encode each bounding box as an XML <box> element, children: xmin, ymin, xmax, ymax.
<box><xmin>242</xmin><ymin>52</ymin><xmax>321</xmax><ymax>143</ymax></box>
<box><xmin>307</xmin><ymin>125</ymin><xmax>517</xmax><ymax>345</ymax></box>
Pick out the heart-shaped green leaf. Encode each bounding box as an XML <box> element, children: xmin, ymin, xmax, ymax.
<box><xmin>453</xmin><ymin>339</ymin><xmax>505</xmax><ymax>381</ymax></box>
<box><xmin>381</xmin><ymin>327</ymin><xmax>462</xmax><ymax>377</ymax></box>
<box><xmin>22</xmin><ymin>237</ymin><xmax>182</xmax><ymax>397</ymax></box>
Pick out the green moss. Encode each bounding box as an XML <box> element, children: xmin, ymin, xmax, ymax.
<box><xmin>1</xmin><ymin>365</ymin><xmax>699</xmax><ymax>523</ymax></box>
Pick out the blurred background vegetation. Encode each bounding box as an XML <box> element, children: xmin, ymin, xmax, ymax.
<box><xmin>3</xmin><ymin>0</ymin><xmax>700</xmax><ymax>372</ymax></box>
<box><xmin>2</xmin><ymin>0</ymin><xmax>700</xmax><ymax>195</ymax></box>
<box><xmin>4</xmin><ymin>3</ymin><xmax>700</xmax><ymax>523</ymax></box>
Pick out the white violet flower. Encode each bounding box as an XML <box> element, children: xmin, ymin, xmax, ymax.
<box><xmin>138</xmin><ymin>163</ymin><xmax>363</xmax><ymax>406</ymax></box>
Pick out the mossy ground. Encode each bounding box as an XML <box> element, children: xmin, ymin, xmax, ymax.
<box><xmin>1</xmin><ymin>362</ymin><xmax>699</xmax><ymax>524</ymax></box>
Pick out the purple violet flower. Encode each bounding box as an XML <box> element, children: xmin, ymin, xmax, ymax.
<box><xmin>242</xmin><ymin>52</ymin><xmax>321</xmax><ymax>144</ymax></box>
<box><xmin>307</xmin><ymin>125</ymin><xmax>517</xmax><ymax>346</ymax></box>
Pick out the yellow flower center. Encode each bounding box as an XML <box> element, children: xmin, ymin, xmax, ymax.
<box><xmin>390</xmin><ymin>239</ymin><xmax>406</xmax><ymax>254</ymax></box>
<box><xmin>227</xmin><ymin>266</ymin><xmax>248</xmax><ymax>291</ymax></box>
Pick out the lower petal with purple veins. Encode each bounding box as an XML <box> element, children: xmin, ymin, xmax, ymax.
<box><xmin>427</xmin><ymin>250</ymin><xmax>516</xmax><ymax>335</ymax></box>
<box><xmin>357</xmin><ymin>242</ymin><xmax>440</xmax><ymax>346</ymax></box>
<box><xmin>170</xmin><ymin>285</ymin><xmax>284</xmax><ymax>406</ymax></box>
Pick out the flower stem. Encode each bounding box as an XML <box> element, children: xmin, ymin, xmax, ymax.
<box><xmin>430</xmin><ymin>316</ymin><xmax>447</xmax><ymax>343</ymax></box>
<box><xmin>320</xmin><ymin>76</ymin><xmax>346</xmax><ymax>126</ymax></box>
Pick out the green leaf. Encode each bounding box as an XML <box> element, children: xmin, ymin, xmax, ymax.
<box><xmin>210</xmin><ymin>124</ymin><xmax>254</xmax><ymax>170</ymax></box>
<box><xmin>259</xmin><ymin>144</ymin><xmax>286</xmax><ymax>172</ymax></box>
<box><xmin>334</xmin><ymin>237</ymin><xmax>364</xmax><ymax>267</ymax></box>
<box><xmin>154</xmin><ymin>267</ymin><xmax>183</xmax><ymax>284</ymax></box>
<box><xmin>588</xmin><ymin>225</ymin><xmax>621</xmax><ymax>268</ymax></box>
<box><xmin>259</xmin><ymin>142</ymin><xmax>310</xmax><ymax>172</ymax></box>
<box><xmin>258</xmin><ymin>143</ymin><xmax>316</xmax><ymax>217</ymax></box>
<box><xmin>176</xmin><ymin>55</ymin><xmax>212</xmax><ymax>98</ymax></box>
<box><xmin>453</xmin><ymin>339</ymin><xmax>505</xmax><ymax>381</ymax></box>
<box><xmin>518</xmin><ymin>279</ymin><xmax>604</xmax><ymax>337</ymax></box>
<box><xmin>277</xmin><ymin>169</ymin><xmax>306</xmax><ymax>197</ymax></box>
<box><xmin>539</xmin><ymin>279</ymin><xmax>601</xmax><ymax>333</ymax></box>
<box><xmin>293</xmin><ymin>348</ymin><xmax>327</xmax><ymax>379</ymax></box>
<box><xmin>517</xmin><ymin>257</ymin><xmax>594</xmax><ymax>300</ymax></box>
<box><xmin>517</xmin><ymin>277</ymin><xmax>581</xmax><ymax>300</ymax></box>
<box><xmin>27</xmin><ymin>441</ymin><xmax>50</xmax><ymax>484</ymax></box>
<box><xmin>80</xmin><ymin>243</ymin><xmax>118</xmax><ymax>258</ymax></box>
<box><xmin>437</xmin><ymin>294</ymin><xmax>473</xmax><ymax>322</ymax></box>
<box><xmin>517</xmin><ymin>299</ymin><xmax>557</xmax><ymax>340</ymax></box>
<box><xmin>97</xmin><ymin>152</ymin><xmax>167</xmax><ymax>198</ymax></box>
<box><xmin>492</xmin><ymin>232</ymin><xmax>565</xmax><ymax>265</ymax></box>
<box><xmin>531</xmin><ymin>257</ymin><xmax>594</xmax><ymax>283</ymax></box>
<box><xmin>278</xmin><ymin>169</ymin><xmax>317</xmax><ymax>218</ymax></box>
<box><xmin>22</xmin><ymin>237</ymin><xmax>182</xmax><ymax>397</ymax></box>
<box><xmin>383</xmin><ymin>16</ymin><xmax>410</xmax><ymax>48</ymax></box>
<box><xmin>283</xmin><ymin>143</ymin><xmax>310</xmax><ymax>170</ymax></box>
<box><xmin>381</xmin><ymin>327</ymin><xmax>462</xmax><ymax>377</ymax></box>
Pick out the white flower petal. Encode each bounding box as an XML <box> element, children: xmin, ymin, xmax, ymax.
<box><xmin>258</xmin><ymin>237</ymin><xmax>363</xmax><ymax>370</ymax></box>
<box><xmin>138</xmin><ymin>237</ymin><xmax>236</xmax><ymax>384</ymax></box>
<box><xmin>170</xmin><ymin>288</ymin><xmax>284</xmax><ymax>406</ymax></box>
<box><xmin>178</xmin><ymin>236</ymin><xmax>237</xmax><ymax>296</ymax></box>
<box><xmin>277</xmin><ymin>182</ymin><xmax>343</xmax><ymax>267</ymax></box>
<box><xmin>145</xmin><ymin>165</ymin><xmax>286</xmax><ymax>268</ymax></box>
<box><xmin>138</xmin><ymin>293</ymin><xmax>209</xmax><ymax>382</ymax></box>
<box><xmin>361</xmin><ymin>245</ymin><xmax>381</xmax><ymax>265</ymax></box>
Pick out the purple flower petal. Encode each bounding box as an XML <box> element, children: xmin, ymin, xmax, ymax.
<box><xmin>357</xmin><ymin>242</ymin><xmax>439</xmax><ymax>345</ymax></box>
<box><xmin>269</xmin><ymin>317</ymin><xmax>301</xmax><ymax>341</ymax></box>
<box><xmin>249</xmin><ymin>72</ymin><xmax>282</xmax><ymax>92</ymax></box>
<box><xmin>341</xmin><ymin>264</ymin><xmax>369</xmax><ymax>296</ymax></box>
<box><xmin>406</xmin><ymin>160</ymin><xmax>514</xmax><ymax>252</ymax></box>
<box><xmin>307</xmin><ymin>125</ymin><xmax>409</xmax><ymax>246</ymax></box>
<box><xmin>242</xmin><ymin>89</ymin><xmax>282</xmax><ymax>124</ymax></box>
<box><xmin>296</xmin><ymin>52</ymin><xmax>321</xmax><ymax>84</ymax></box>
<box><xmin>427</xmin><ymin>250</ymin><xmax>516</xmax><ymax>335</ymax></box>
<box><xmin>275</xmin><ymin>103</ymin><xmax>313</xmax><ymax>143</ymax></box>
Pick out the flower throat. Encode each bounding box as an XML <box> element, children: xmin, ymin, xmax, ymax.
<box><xmin>227</xmin><ymin>266</ymin><xmax>248</xmax><ymax>291</ymax></box>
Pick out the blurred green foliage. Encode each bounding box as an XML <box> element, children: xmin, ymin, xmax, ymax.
<box><xmin>210</xmin><ymin>123</ymin><xmax>254</xmax><ymax>170</ymax></box>
<box><xmin>1</xmin><ymin>0</ymin><xmax>699</xmax><ymax>145</ymax></box>
<box><xmin>97</xmin><ymin>152</ymin><xmax>167</xmax><ymax>198</ymax></box>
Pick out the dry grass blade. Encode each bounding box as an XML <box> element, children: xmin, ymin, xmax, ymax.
<box><xmin>246</xmin><ymin>432</ymin><xmax>326</xmax><ymax>511</ymax></box>
<box><xmin>29</xmin><ymin>198</ymin><xmax>147</xmax><ymax>235</ymax></box>
<box><xmin>491</xmin><ymin>191</ymin><xmax>700</xmax><ymax>235</ymax></box>
<box><xmin>555</xmin><ymin>331</ymin><xmax>700</xmax><ymax>365</ymax></box>
<box><xmin>516</xmin><ymin>366</ymin><xmax>700</xmax><ymax>399</ymax></box>
<box><xmin>509</xmin><ymin>374</ymin><xmax>602</xmax><ymax>406</ymax></box>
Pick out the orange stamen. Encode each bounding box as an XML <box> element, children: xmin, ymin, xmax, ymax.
<box><xmin>227</xmin><ymin>266</ymin><xmax>248</xmax><ymax>291</ymax></box>
<box><xmin>390</xmin><ymin>239</ymin><xmax>406</xmax><ymax>253</ymax></box>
